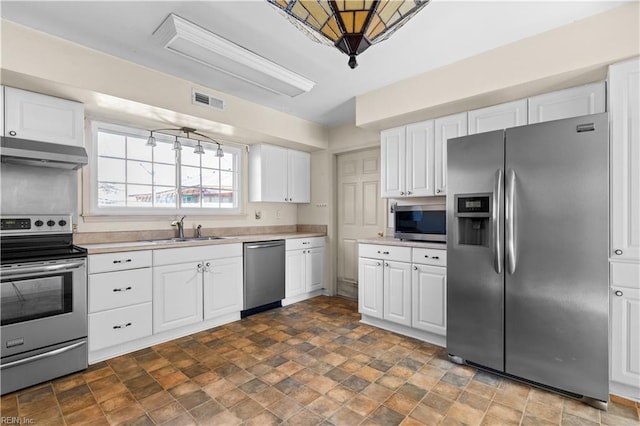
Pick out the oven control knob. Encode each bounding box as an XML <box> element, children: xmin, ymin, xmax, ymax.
<box><xmin>47</xmin><ymin>220</ymin><xmax>56</xmax><ymax>227</ymax></box>
<box><xmin>58</xmin><ymin>219</ymin><xmax>67</xmax><ymax>227</ymax></box>
<box><xmin>34</xmin><ymin>220</ymin><xmax>44</xmax><ymax>227</ymax></box>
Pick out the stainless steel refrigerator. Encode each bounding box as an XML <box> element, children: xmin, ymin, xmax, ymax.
<box><xmin>446</xmin><ymin>113</ymin><xmax>609</xmax><ymax>408</ymax></box>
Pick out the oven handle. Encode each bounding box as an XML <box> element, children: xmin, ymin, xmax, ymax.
<box><xmin>1</xmin><ymin>261</ymin><xmax>85</xmax><ymax>278</ymax></box>
<box><xmin>0</xmin><ymin>340</ymin><xmax>86</xmax><ymax>370</ymax></box>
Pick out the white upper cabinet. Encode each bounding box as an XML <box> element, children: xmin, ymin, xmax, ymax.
<box><xmin>609</xmin><ymin>58</ymin><xmax>640</xmax><ymax>262</ymax></box>
<box><xmin>528</xmin><ymin>82</ymin><xmax>605</xmax><ymax>124</ymax></box>
<box><xmin>4</xmin><ymin>87</ymin><xmax>85</xmax><ymax>147</ymax></box>
<box><xmin>381</xmin><ymin>120</ymin><xmax>434</xmax><ymax>198</ymax></box>
<box><xmin>468</xmin><ymin>99</ymin><xmax>528</xmax><ymax>135</ymax></box>
<box><xmin>434</xmin><ymin>112</ymin><xmax>467</xmax><ymax>196</ymax></box>
<box><xmin>249</xmin><ymin>144</ymin><xmax>310</xmax><ymax>203</ymax></box>
<box><xmin>380</xmin><ymin>127</ymin><xmax>405</xmax><ymax>197</ymax></box>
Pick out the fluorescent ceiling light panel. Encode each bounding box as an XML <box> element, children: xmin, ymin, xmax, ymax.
<box><xmin>154</xmin><ymin>14</ymin><xmax>315</xmax><ymax>97</ymax></box>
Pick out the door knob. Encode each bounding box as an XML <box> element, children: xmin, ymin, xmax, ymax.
<box><xmin>614</xmin><ymin>249</ymin><xmax>623</xmax><ymax>255</ymax></box>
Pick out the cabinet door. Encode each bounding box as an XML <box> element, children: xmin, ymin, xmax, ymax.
<box><xmin>4</xmin><ymin>87</ymin><xmax>84</xmax><ymax>146</ymax></box>
<box><xmin>288</xmin><ymin>149</ymin><xmax>311</xmax><ymax>203</ymax></box>
<box><xmin>261</xmin><ymin>144</ymin><xmax>289</xmax><ymax>202</ymax></box>
<box><xmin>611</xmin><ymin>286</ymin><xmax>640</xmax><ymax>389</ymax></box>
<box><xmin>383</xmin><ymin>260</ymin><xmax>412</xmax><ymax>327</ymax></box>
<box><xmin>406</xmin><ymin>120</ymin><xmax>435</xmax><ymax>197</ymax></box>
<box><xmin>203</xmin><ymin>256</ymin><xmax>243</xmax><ymax>320</ymax></box>
<box><xmin>412</xmin><ymin>265</ymin><xmax>446</xmax><ymax>335</ymax></box>
<box><xmin>286</xmin><ymin>249</ymin><xmax>306</xmax><ymax>298</ymax></box>
<box><xmin>528</xmin><ymin>82</ymin><xmax>605</xmax><ymax>124</ymax></box>
<box><xmin>307</xmin><ymin>247</ymin><xmax>324</xmax><ymax>293</ymax></box>
<box><xmin>468</xmin><ymin>99</ymin><xmax>527</xmax><ymax>135</ymax></box>
<box><xmin>153</xmin><ymin>262</ymin><xmax>203</xmax><ymax>333</ymax></box>
<box><xmin>381</xmin><ymin>127</ymin><xmax>406</xmax><ymax>197</ymax></box>
<box><xmin>358</xmin><ymin>258</ymin><xmax>383</xmax><ymax>318</ymax></box>
<box><xmin>610</xmin><ymin>59</ymin><xmax>640</xmax><ymax>261</ymax></box>
<box><xmin>434</xmin><ymin>112</ymin><xmax>467</xmax><ymax>195</ymax></box>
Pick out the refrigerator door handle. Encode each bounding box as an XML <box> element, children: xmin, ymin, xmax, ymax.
<box><xmin>506</xmin><ymin>168</ymin><xmax>517</xmax><ymax>274</ymax></box>
<box><xmin>492</xmin><ymin>169</ymin><xmax>503</xmax><ymax>274</ymax></box>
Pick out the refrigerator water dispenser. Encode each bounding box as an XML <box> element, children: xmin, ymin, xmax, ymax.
<box><xmin>454</xmin><ymin>194</ymin><xmax>491</xmax><ymax>246</ymax></box>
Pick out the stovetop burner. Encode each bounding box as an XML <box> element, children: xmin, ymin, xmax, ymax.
<box><xmin>1</xmin><ymin>215</ymin><xmax>86</xmax><ymax>264</ymax></box>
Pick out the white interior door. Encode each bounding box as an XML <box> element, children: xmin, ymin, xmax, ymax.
<box><xmin>337</xmin><ymin>148</ymin><xmax>384</xmax><ymax>299</ymax></box>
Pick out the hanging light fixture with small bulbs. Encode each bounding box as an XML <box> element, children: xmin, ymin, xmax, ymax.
<box><xmin>146</xmin><ymin>127</ymin><xmax>224</xmax><ymax>157</ymax></box>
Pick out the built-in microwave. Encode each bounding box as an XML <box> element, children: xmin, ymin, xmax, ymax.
<box><xmin>394</xmin><ymin>204</ymin><xmax>446</xmax><ymax>242</ymax></box>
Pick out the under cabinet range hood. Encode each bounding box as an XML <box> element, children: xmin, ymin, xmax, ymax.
<box><xmin>1</xmin><ymin>137</ymin><xmax>88</xmax><ymax>170</ymax></box>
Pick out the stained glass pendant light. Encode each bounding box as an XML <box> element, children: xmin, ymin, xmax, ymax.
<box><xmin>266</xmin><ymin>0</ymin><xmax>430</xmax><ymax>69</ymax></box>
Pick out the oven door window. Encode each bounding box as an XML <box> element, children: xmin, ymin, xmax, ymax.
<box><xmin>1</xmin><ymin>272</ymin><xmax>73</xmax><ymax>326</ymax></box>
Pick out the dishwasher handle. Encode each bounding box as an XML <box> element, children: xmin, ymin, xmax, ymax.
<box><xmin>245</xmin><ymin>242</ymin><xmax>285</xmax><ymax>249</ymax></box>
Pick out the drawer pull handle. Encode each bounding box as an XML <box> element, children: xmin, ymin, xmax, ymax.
<box><xmin>615</xmin><ymin>290</ymin><xmax>624</xmax><ymax>297</ymax></box>
<box><xmin>113</xmin><ymin>322</ymin><xmax>132</xmax><ymax>329</ymax></box>
<box><xmin>432</xmin><ymin>256</ymin><xmax>440</xmax><ymax>260</ymax></box>
<box><xmin>113</xmin><ymin>259</ymin><xmax>132</xmax><ymax>264</ymax></box>
<box><xmin>302</xmin><ymin>242</ymin><xmax>310</xmax><ymax>245</ymax></box>
<box><xmin>424</xmin><ymin>255</ymin><xmax>429</xmax><ymax>258</ymax></box>
<box><xmin>113</xmin><ymin>286</ymin><xmax>132</xmax><ymax>292</ymax></box>
<box><xmin>377</xmin><ymin>251</ymin><xmax>390</xmax><ymax>255</ymax></box>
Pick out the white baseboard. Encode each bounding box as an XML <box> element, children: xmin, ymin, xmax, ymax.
<box><xmin>360</xmin><ymin>314</ymin><xmax>446</xmax><ymax>348</ymax></box>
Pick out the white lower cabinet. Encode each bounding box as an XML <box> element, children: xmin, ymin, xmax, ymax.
<box><xmin>412</xmin><ymin>264</ymin><xmax>446</xmax><ymax>335</ymax></box>
<box><xmin>153</xmin><ymin>262</ymin><xmax>204</xmax><ymax>333</ymax></box>
<box><xmin>285</xmin><ymin>237</ymin><xmax>325</xmax><ymax>303</ymax></box>
<box><xmin>87</xmin><ymin>251</ymin><xmax>153</xmax><ymax>353</ymax></box>
<box><xmin>383</xmin><ymin>261</ymin><xmax>412</xmax><ymax>326</ymax></box>
<box><xmin>610</xmin><ymin>261</ymin><xmax>640</xmax><ymax>400</ymax></box>
<box><xmin>359</xmin><ymin>243</ymin><xmax>446</xmax><ymax>345</ymax></box>
<box><xmin>203</xmin><ymin>256</ymin><xmax>243</xmax><ymax>320</ymax></box>
<box><xmin>153</xmin><ymin>244</ymin><xmax>243</xmax><ymax>334</ymax></box>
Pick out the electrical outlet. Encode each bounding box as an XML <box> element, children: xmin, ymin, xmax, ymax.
<box><xmin>255</xmin><ymin>210</ymin><xmax>261</xmax><ymax>220</ymax></box>
<box><xmin>315</xmin><ymin>203</ymin><xmax>328</xmax><ymax>207</ymax></box>
<box><xmin>276</xmin><ymin>209</ymin><xmax>281</xmax><ymax>219</ymax></box>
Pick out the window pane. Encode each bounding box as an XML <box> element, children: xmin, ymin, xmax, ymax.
<box><xmin>97</xmin><ymin>132</ymin><xmax>125</xmax><ymax>157</ymax></box>
<box><xmin>181</xmin><ymin>165</ymin><xmax>201</xmax><ymax>207</ymax></box>
<box><xmin>127</xmin><ymin>184</ymin><xmax>153</xmax><ymax>207</ymax></box>
<box><xmin>154</xmin><ymin>141</ymin><xmax>176</xmax><ymax>164</ymax></box>
<box><xmin>154</xmin><ymin>164</ymin><xmax>175</xmax><ymax>186</ymax></box>
<box><xmin>127</xmin><ymin>160</ymin><xmax>153</xmax><ymax>185</ymax></box>
<box><xmin>98</xmin><ymin>157</ymin><xmax>125</xmax><ymax>182</ymax></box>
<box><xmin>220</xmin><ymin>171</ymin><xmax>234</xmax><ymax>188</ymax></box>
<box><xmin>127</xmin><ymin>136</ymin><xmax>152</xmax><ymax>161</ymax></box>
<box><xmin>202</xmin><ymin>152</ymin><xmax>220</xmax><ymax>169</ymax></box>
<box><xmin>220</xmin><ymin>153</ymin><xmax>234</xmax><ymax>171</ymax></box>
<box><xmin>181</xmin><ymin>146</ymin><xmax>201</xmax><ymax>167</ymax></box>
<box><xmin>202</xmin><ymin>169</ymin><xmax>219</xmax><ymax>188</ymax></box>
<box><xmin>98</xmin><ymin>183</ymin><xmax>125</xmax><ymax>207</ymax></box>
<box><xmin>154</xmin><ymin>186</ymin><xmax>177</xmax><ymax>208</ymax></box>
<box><xmin>202</xmin><ymin>189</ymin><xmax>220</xmax><ymax>209</ymax></box>
<box><xmin>220</xmin><ymin>191</ymin><xmax>237</xmax><ymax>208</ymax></box>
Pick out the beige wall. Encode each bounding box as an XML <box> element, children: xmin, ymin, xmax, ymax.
<box><xmin>356</xmin><ymin>2</ymin><xmax>640</xmax><ymax>130</ymax></box>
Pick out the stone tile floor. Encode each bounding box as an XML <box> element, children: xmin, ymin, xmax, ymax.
<box><xmin>1</xmin><ymin>296</ymin><xmax>638</xmax><ymax>425</ymax></box>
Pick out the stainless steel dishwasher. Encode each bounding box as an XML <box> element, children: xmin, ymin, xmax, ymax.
<box><xmin>242</xmin><ymin>240</ymin><xmax>285</xmax><ymax>317</ymax></box>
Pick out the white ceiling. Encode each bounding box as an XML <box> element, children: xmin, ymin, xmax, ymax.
<box><xmin>1</xmin><ymin>1</ymin><xmax>626</xmax><ymax>127</ymax></box>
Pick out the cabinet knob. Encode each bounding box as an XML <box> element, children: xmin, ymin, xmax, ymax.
<box><xmin>377</xmin><ymin>262</ymin><xmax>381</xmax><ymax>266</ymax></box>
<box><xmin>8</xmin><ymin>131</ymin><xmax>16</xmax><ymax>136</ymax></box>
<box><xmin>407</xmin><ymin>191</ymin><xmax>412</xmax><ymax>195</ymax></box>
<box><xmin>400</xmin><ymin>191</ymin><xmax>405</xmax><ymax>196</ymax></box>
<box><xmin>614</xmin><ymin>249</ymin><xmax>623</xmax><ymax>255</ymax></box>
<box><xmin>384</xmin><ymin>262</ymin><xmax>389</xmax><ymax>267</ymax></box>
<box><xmin>614</xmin><ymin>290</ymin><xmax>624</xmax><ymax>297</ymax></box>
<box><xmin>436</xmin><ymin>189</ymin><xmax>442</xmax><ymax>194</ymax></box>
<box><xmin>413</xmin><ymin>266</ymin><xmax>418</xmax><ymax>270</ymax></box>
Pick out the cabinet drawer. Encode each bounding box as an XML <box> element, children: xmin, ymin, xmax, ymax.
<box><xmin>286</xmin><ymin>237</ymin><xmax>325</xmax><ymax>251</ymax></box>
<box><xmin>153</xmin><ymin>243</ymin><xmax>242</xmax><ymax>266</ymax></box>
<box><xmin>89</xmin><ymin>303</ymin><xmax>152</xmax><ymax>351</ymax></box>
<box><xmin>89</xmin><ymin>268</ymin><xmax>152</xmax><ymax>313</ymax></box>
<box><xmin>359</xmin><ymin>244</ymin><xmax>411</xmax><ymax>262</ymax></box>
<box><xmin>89</xmin><ymin>250</ymin><xmax>152</xmax><ymax>274</ymax></box>
<box><xmin>611</xmin><ymin>262</ymin><xmax>640</xmax><ymax>290</ymax></box>
<box><xmin>412</xmin><ymin>248</ymin><xmax>447</xmax><ymax>267</ymax></box>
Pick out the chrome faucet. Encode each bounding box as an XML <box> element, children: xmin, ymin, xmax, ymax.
<box><xmin>196</xmin><ymin>224</ymin><xmax>202</xmax><ymax>238</ymax></box>
<box><xmin>171</xmin><ymin>216</ymin><xmax>185</xmax><ymax>239</ymax></box>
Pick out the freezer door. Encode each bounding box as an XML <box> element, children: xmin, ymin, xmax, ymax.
<box><xmin>447</xmin><ymin>130</ymin><xmax>505</xmax><ymax>371</ymax></box>
<box><xmin>504</xmin><ymin>113</ymin><xmax>609</xmax><ymax>402</ymax></box>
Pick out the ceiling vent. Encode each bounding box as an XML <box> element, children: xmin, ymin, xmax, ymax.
<box><xmin>154</xmin><ymin>14</ymin><xmax>315</xmax><ymax>97</ymax></box>
<box><xmin>192</xmin><ymin>89</ymin><xmax>225</xmax><ymax>110</ymax></box>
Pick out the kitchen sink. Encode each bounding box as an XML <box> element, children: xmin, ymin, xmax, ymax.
<box><xmin>143</xmin><ymin>236</ymin><xmax>232</xmax><ymax>244</ymax></box>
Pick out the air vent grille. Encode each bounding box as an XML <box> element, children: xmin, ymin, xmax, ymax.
<box><xmin>192</xmin><ymin>90</ymin><xmax>225</xmax><ymax>111</ymax></box>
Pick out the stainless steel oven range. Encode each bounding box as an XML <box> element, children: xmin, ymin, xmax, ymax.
<box><xmin>1</xmin><ymin>215</ymin><xmax>88</xmax><ymax>395</ymax></box>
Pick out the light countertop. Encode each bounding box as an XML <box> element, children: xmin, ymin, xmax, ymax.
<box><xmin>358</xmin><ymin>236</ymin><xmax>446</xmax><ymax>249</ymax></box>
<box><xmin>80</xmin><ymin>232</ymin><xmax>326</xmax><ymax>254</ymax></box>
